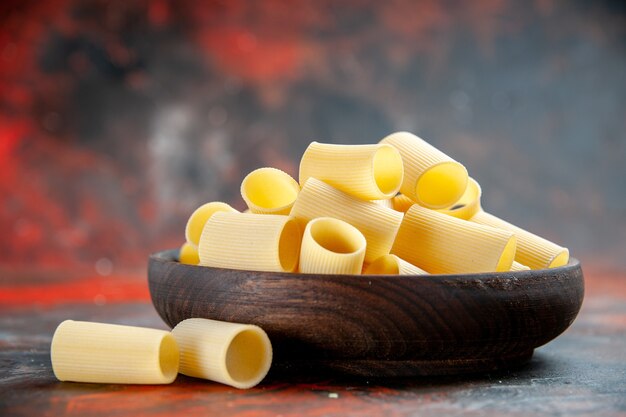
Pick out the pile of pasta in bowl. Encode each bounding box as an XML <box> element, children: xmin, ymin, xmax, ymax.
<box><xmin>179</xmin><ymin>131</ymin><xmax>569</xmax><ymax>275</ymax></box>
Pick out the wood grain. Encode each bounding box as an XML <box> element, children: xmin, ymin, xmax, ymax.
<box><xmin>148</xmin><ymin>249</ymin><xmax>584</xmax><ymax>376</ymax></box>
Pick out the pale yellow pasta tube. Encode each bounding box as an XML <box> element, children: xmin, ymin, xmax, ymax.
<box><xmin>392</xmin><ymin>194</ymin><xmax>415</xmax><ymax>213</ymax></box>
<box><xmin>364</xmin><ymin>254</ymin><xmax>428</xmax><ymax>275</ymax></box>
<box><xmin>380</xmin><ymin>132</ymin><xmax>468</xmax><ymax>209</ymax></box>
<box><xmin>437</xmin><ymin>177</ymin><xmax>482</xmax><ymax>220</ymax></box>
<box><xmin>391</xmin><ymin>205</ymin><xmax>516</xmax><ymax>274</ymax></box>
<box><xmin>510</xmin><ymin>261</ymin><xmax>531</xmax><ymax>271</ymax></box>
<box><xmin>171</xmin><ymin>318</ymin><xmax>272</xmax><ymax>389</ymax></box>
<box><xmin>299</xmin><ymin>217</ymin><xmax>367</xmax><ymax>275</ymax></box>
<box><xmin>470</xmin><ymin>211</ymin><xmax>569</xmax><ymax>269</ymax></box>
<box><xmin>241</xmin><ymin>167</ymin><xmax>300</xmax><ymax>215</ymax></box>
<box><xmin>179</xmin><ymin>242</ymin><xmax>199</xmax><ymax>265</ymax></box>
<box><xmin>185</xmin><ymin>202</ymin><xmax>238</xmax><ymax>246</ymax></box>
<box><xmin>299</xmin><ymin>142</ymin><xmax>403</xmax><ymax>200</ymax></box>
<box><xmin>50</xmin><ymin>320</ymin><xmax>179</xmax><ymax>384</ymax></box>
<box><xmin>290</xmin><ymin>177</ymin><xmax>403</xmax><ymax>263</ymax></box>
<box><xmin>372</xmin><ymin>198</ymin><xmax>394</xmax><ymax>209</ymax></box>
<box><xmin>198</xmin><ymin>212</ymin><xmax>302</xmax><ymax>272</ymax></box>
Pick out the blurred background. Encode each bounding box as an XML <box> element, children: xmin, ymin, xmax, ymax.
<box><xmin>1</xmin><ymin>0</ymin><xmax>624</xmax><ymax>277</ymax></box>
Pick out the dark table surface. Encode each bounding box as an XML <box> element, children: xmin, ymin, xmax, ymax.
<box><xmin>1</xmin><ymin>265</ymin><xmax>625</xmax><ymax>417</ymax></box>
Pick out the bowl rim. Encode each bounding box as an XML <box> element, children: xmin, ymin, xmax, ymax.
<box><xmin>148</xmin><ymin>249</ymin><xmax>585</xmax><ymax>376</ymax></box>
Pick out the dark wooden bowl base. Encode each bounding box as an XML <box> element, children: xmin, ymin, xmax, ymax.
<box><xmin>149</xmin><ymin>249</ymin><xmax>583</xmax><ymax>377</ymax></box>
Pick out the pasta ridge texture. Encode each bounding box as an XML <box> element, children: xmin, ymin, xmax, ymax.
<box><xmin>198</xmin><ymin>212</ymin><xmax>302</xmax><ymax>272</ymax></box>
<box><xmin>470</xmin><ymin>211</ymin><xmax>569</xmax><ymax>269</ymax></box>
<box><xmin>372</xmin><ymin>198</ymin><xmax>394</xmax><ymax>209</ymax></box>
<box><xmin>185</xmin><ymin>202</ymin><xmax>238</xmax><ymax>247</ymax></box>
<box><xmin>299</xmin><ymin>217</ymin><xmax>366</xmax><ymax>274</ymax></box>
<box><xmin>392</xmin><ymin>194</ymin><xmax>416</xmax><ymax>213</ymax></box>
<box><xmin>380</xmin><ymin>132</ymin><xmax>468</xmax><ymax>209</ymax></box>
<box><xmin>290</xmin><ymin>177</ymin><xmax>403</xmax><ymax>263</ymax></box>
<box><xmin>51</xmin><ymin>320</ymin><xmax>179</xmax><ymax>384</ymax></box>
<box><xmin>299</xmin><ymin>142</ymin><xmax>403</xmax><ymax>200</ymax></box>
<box><xmin>391</xmin><ymin>205</ymin><xmax>516</xmax><ymax>274</ymax></box>
<box><xmin>172</xmin><ymin>318</ymin><xmax>272</xmax><ymax>389</ymax></box>
<box><xmin>510</xmin><ymin>261</ymin><xmax>531</xmax><ymax>271</ymax></box>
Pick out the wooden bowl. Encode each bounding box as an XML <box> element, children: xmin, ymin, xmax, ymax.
<box><xmin>148</xmin><ymin>249</ymin><xmax>584</xmax><ymax>377</ymax></box>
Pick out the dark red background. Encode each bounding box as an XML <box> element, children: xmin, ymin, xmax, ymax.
<box><xmin>1</xmin><ymin>3</ymin><xmax>626</xmax><ymax>415</ymax></box>
<box><xmin>1</xmin><ymin>0</ymin><xmax>625</xmax><ymax>281</ymax></box>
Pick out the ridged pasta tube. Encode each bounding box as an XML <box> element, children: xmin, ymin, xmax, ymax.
<box><xmin>241</xmin><ymin>167</ymin><xmax>300</xmax><ymax>215</ymax></box>
<box><xmin>470</xmin><ymin>211</ymin><xmax>569</xmax><ymax>269</ymax></box>
<box><xmin>198</xmin><ymin>212</ymin><xmax>302</xmax><ymax>272</ymax></box>
<box><xmin>364</xmin><ymin>254</ymin><xmax>428</xmax><ymax>275</ymax></box>
<box><xmin>510</xmin><ymin>261</ymin><xmax>531</xmax><ymax>271</ymax></box>
<box><xmin>172</xmin><ymin>318</ymin><xmax>272</xmax><ymax>389</ymax></box>
<box><xmin>392</xmin><ymin>194</ymin><xmax>415</xmax><ymax>213</ymax></box>
<box><xmin>185</xmin><ymin>202</ymin><xmax>238</xmax><ymax>246</ymax></box>
<box><xmin>290</xmin><ymin>178</ymin><xmax>403</xmax><ymax>263</ymax></box>
<box><xmin>299</xmin><ymin>142</ymin><xmax>403</xmax><ymax>200</ymax></box>
<box><xmin>437</xmin><ymin>177</ymin><xmax>482</xmax><ymax>220</ymax></box>
<box><xmin>50</xmin><ymin>320</ymin><xmax>179</xmax><ymax>384</ymax></box>
<box><xmin>179</xmin><ymin>242</ymin><xmax>199</xmax><ymax>265</ymax></box>
<box><xmin>372</xmin><ymin>198</ymin><xmax>394</xmax><ymax>209</ymax></box>
<box><xmin>299</xmin><ymin>217</ymin><xmax>367</xmax><ymax>275</ymax></box>
<box><xmin>380</xmin><ymin>132</ymin><xmax>468</xmax><ymax>209</ymax></box>
<box><xmin>391</xmin><ymin>205</ymin><xmax>517</xmax><ymax>274</ymax></box>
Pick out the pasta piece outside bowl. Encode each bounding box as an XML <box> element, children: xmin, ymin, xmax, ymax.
<box><xmin>148</xmin><ymin>249</ymin><xmax>584</xmax><ymax>377</ymax></box>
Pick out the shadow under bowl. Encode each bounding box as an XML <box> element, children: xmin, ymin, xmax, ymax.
<box><xmin>148</xmin><ymin>249</ymin><xmax>584</xmax><ymax>377</ymax></box>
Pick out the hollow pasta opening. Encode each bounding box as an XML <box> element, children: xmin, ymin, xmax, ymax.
<box><xmin>309</xmin><ymin>218</ymin><xmax>365</xmax><ymax>254</ymax></box>
<box><xmin>278</xmin><ymin>219</ymin><xmax>302</xmax><ymax>272</ymax></box>
<box><xmin>495</xmin><ymin>235</ymin><xmax>517</xmax><ymax>272</ymax></box>
<box><xmin>548</xmin><ymin>249</ymin><xmax>570</xmax><ymax>268</ymax></box>
<box><xmin>415</xmin><ymin>162</ymin><xmax>468</xmax><ymax>209</ymax></box>
<box><xmin>158</xmin><ymin>334</ymin><xmax>179</xmax><ymax>382</ymax></box>
<box><xmin>365</xmin><ymin>255</ymin><xmax>400</xmax><ymax>274</ymax></box>
<box><xmin>242</xmin><ymin>168</ymin><xmax>299</xmax><ymax>210</ymax></box>
<box><xmin>225</xmin><ymin>329</ymin><xmax>272</xmax><ymax>389</ymax></box>
<box><xmin>373</xmin><ymin>145</ymin><xmax>403</xmax><ymax>197</ymax></box>
<box><xmin>438</xmin><ymin>178</ymin><xmax>482</xmax><ymax>220</ymax></box>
